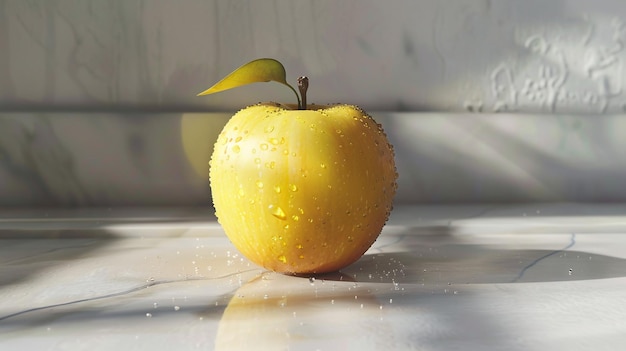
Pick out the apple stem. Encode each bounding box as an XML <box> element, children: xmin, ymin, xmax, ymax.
<box><xmin>297</xmin><ymin>76</ymin><xmax>309</xmax><ymax>110</ymax></box>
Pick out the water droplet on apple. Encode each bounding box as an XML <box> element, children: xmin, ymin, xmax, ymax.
<box><xmin>265</xmin><ymin>125</ymin><xmax>275</xmax><ymax>133</ymax></box>
<box><xmin>274</xmin><ymin>185</ymin><xmax>281</xmax><ymax>193</ymax></box>
<box><xmin>278</xmin><ymin>255</ymin><xmax>287</xmax><ymax>263</ymax></box>
<box><xmin>235</xmin><ymin>136</ymin><xmax>242</xmax><ymax>142</ymax></box>
<box><xmin>296</xmin><ymin>243</ymin><xmax>303</xmax><ymax>249</ymax></box>
<box><xmin>254</xmin><ymin>158</ymin><xmax>261</xmax><ymax>164</ymax></box>
<box><xmin>270</xmin><ymin>137</ymin><xmax>279</xmax><ymax>145</ymax></box>
<box><xmin>289</xmin><ymin>184</ymin><xmax>298</xmax><ymax>192</ymax></box>
<box><xmin>238</xmin><ymin>188</ymin><xmax>245</xmax><ymax>196</ymax></box>
<box><xmin>232</xmin><ymin>145</ymin><xmax>241</xmax><ymax>153</ymax></box>
<box><xmin>256</xmin><ymin>180</ymin><xmax>264</xmax><ymax>188</ymax></box>
<box><xmin>292</xmin><ymin>215</ymin><xmax>299</xmax><ymax>221</ymax></box>
<box><xmin>347</xmin><ymin>236</ymin><xmax>354</xmax><ymax>242</ymax></box>
<box><xmin>299</xmin><ymin>255</ymin><xmax>305</xmax><ymax>259</ymax></box>
<box><xmin>320</xmin><ymin>163</ymin><xmax>326</xmax><ymax>169</ymax></box>
<box><xmin>260</xmin><ymin>143</ymin><xmax>268</xmax><ymax>150</ymax></box>
<box><xmin>269</xmin><ymin>205</ymin><xmax>287</xmax><ymax>220</ymax></box>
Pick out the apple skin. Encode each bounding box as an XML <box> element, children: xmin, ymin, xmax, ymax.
<box><xmin>210</xmin><ymin>102</ymin><xmax>397</xmax><ymax>274</ymax></box>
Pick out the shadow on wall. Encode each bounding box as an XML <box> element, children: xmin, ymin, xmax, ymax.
<box><xmin>3</xmin><ymin>110</ymin><xmax>626</xmax><ymax>205</ymax></box>
<box><xmin>0</xmin><ymin>112</ymin><xmax>232</xmax><ymax>207</ymax></box>
<box><xmin>383</xmin><ymin>112</ymin><xmax>626</xmax><ymax>203</ymax></box>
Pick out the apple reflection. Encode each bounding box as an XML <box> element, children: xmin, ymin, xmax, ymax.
<box><xmin>215</xmin><ymin>272</ymin><xmax>393</xmax><ymax>351</ymax></box>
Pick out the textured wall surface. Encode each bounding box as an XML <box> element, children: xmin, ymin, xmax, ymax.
<box><xmin>2</xmin><ymin>1</ymin><xmax>626</xmax><ymax>206</ymax></box>
<box><xmin>3</xmin><ymin>0</ymin><xmax>626</xmax><ymax>112</ymax></box>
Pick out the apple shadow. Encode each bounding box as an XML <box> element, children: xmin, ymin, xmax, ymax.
<box><xmin>338</xmin><ymin>226</ymin><xmax>626</xmax><ymax>285</ymax></box>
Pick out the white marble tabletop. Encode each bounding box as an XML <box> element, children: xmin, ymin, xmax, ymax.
<box><xmin>1</xmin><ymin>204</ymin><xmax>625</xmax><ymax>350</ymax></box>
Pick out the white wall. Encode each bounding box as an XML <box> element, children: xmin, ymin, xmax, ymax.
<box><xmin>3</xmin><ymin>0</ymin><xmax>626</xmax><ymax>113</ymax></box>
<box><xmin>2</xmin><ymin>1</ymin><xmax>626</xmax><ymax>206</ymax></box>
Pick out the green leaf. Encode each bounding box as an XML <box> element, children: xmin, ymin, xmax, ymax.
<box><xmin>197</xmin><ymin>58</ymin><xmax>295</xmax><ymax>97</ymax></box>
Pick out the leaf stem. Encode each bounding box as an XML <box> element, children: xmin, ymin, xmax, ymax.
<box><xmin>297</xmin><ymin>76</ymin><xmax>308</xmax><ymax>110</ymax></box>
<box><xmin>285</xmin><ymin>83</ymin><xmax>302</xmax><ymax>110</ymax></box>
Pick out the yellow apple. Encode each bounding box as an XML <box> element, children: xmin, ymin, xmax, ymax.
<box><xmin>200</xmin><ymin>59</ymin><xmax>397</xmax><ymax>274</ymax></box>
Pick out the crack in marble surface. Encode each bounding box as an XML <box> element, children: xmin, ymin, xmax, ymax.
<box><xmin>0</xmin><ymin>269</ymin><xmax>260</xmax><ymax>323</ymax></box>
<box><xmin>511</xmin><ymin>233</ymin><xmax>577</xmax><ymax>283</ymax></box>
